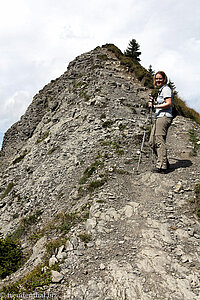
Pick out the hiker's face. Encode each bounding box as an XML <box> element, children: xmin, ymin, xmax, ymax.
<box><xmin>155</xmin><ymin>75</ymin><xmax>164</xmax><ymax>87</ymax></box>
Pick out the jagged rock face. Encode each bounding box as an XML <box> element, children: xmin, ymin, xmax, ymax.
<box><xmin>0</xmin><ymin>46</ymin><xmax>148</xmax><ymax>234</ymax></box>
<box><xmin>0</xmin><ymin>46</ymin><xmax>200</xmax><ymax>299</ymax></box>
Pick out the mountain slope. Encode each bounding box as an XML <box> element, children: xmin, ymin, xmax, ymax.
<box><xmin>0</xmin><ymin>45</ymin><xmax>200</xmax><ymax>299</ymax></box>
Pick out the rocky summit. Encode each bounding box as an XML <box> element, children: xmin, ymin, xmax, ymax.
<box><xmin>0</xmin><ymin>45</ymin><xmax>200</xmax><ymax>299</ymax></box>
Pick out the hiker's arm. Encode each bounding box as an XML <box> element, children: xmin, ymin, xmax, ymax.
<box><xmin>154</xmin><ymin>97</ymin><xmax>171</xmax><ymax>109</ymax></box>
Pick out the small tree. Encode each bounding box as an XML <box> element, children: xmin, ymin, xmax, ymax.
<box><xmin>148</xmin><ymin>65</ymin><xmax>155</xmax><ymax>76</ymax></box>
<box><xmin>124</xmin><ymin>39</ymin><xmax>141</xmax><ymax>61</ymax></box>
<box><xmin>168</xmin><ymin>79</ymin><xmax>177</xmax><ymax>95</ymax></box>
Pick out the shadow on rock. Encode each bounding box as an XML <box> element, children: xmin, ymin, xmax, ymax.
<box><xmin>167</xmin><ymin>159</ymin><xmax>193</xmax><ymax>173</ymax></box>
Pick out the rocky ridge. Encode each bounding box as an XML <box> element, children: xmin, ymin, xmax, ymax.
<box><xmin>0</xmin><ymin>45</ymin><xmax>200</xmax><ymax>299</ymax></box>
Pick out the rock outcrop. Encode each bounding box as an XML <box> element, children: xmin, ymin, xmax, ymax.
<box><xmin>0</xmin><ymin>45</ymin><xmax>199</xmax><ymax>299</ymax></box>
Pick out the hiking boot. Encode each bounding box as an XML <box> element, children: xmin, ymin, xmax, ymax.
<box><xmin>152</xmin><ymin>168</ymin><xmax>168</xmax><ymax>174</ymax></box>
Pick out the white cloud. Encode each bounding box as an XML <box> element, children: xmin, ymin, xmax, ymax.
<box><xmin>0</xmin><ymin>90</ymin><xmax>30</xmax><ymax>131</ymax></box>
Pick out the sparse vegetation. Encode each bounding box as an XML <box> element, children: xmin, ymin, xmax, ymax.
<box><xmin>112</xmin><ymin>167</ymin><xmax>129</xmax><ymax>175</ymax></box>
<box><xmin>1</xmin><ymin>263</ymin><xmax>52</xmax><ymax>295</ymax></box>
<box><xmin>13</xmin><ymin>149</ymin><xmax>29</xmax><ymax>164</ymax></box>
<box><xmin>88</xmin><ymin>177</ymin><xmax>107</xmax><ymax>192</ymax></box>
<box><xmin>1</xmin><ymin>182</ymin><xmax>14</xmax><ymax>200</ymax></box>
<box><xmin>45</xmin><ymin>238</ymin><xmax>67</xmax><ymax>257</ymax></box>
<box><xmin>189</xmin><ymin>126</ymin><xmax>200</xmax><ymax>156</ymax></box>
<box><xmin>36</xmin><ymin>131</ymin><xmax>50</xmax><ymax>144</ymax></box>
<box><xmin>103</xmin><ymin>43</ymin><xmax>154</xmax><ymax>88</ymax></box>
<box><xmin>8</xmin><ymin>210</ymin><xmax>43</xmax><ymax>240</ymax></box>
<box><xmin>78</xmin><ymin>233</ymin><xmax>92</xmax><ymax>245</ymax></box>
<box><xmin>97</xmin><ymin>54</ymin><xmax>109</xmax><ymax>61</ymax></box>
<box><xmin>118</xmin><ymin>123</ymin><xmax>126</xmax><ymax>131</ymax></box>
<box><xmin>47</xmin><ymin>146</ymin><xmax>59</xmax><ymax>155</ymax></box>
<box><xmin>0</xmin><ymin>233</ymin><xmax>23</xmax><ymax>279</ymax></box>
<box><xmin>102</xmin><ymin>120</ymin><xmax>114</xmax><ymax>128</ymax></box>
<box><xmin>79</xmin><ymin>160</ymin><xmax>104</xmax><ymax>185</ymax></box>
<box><xmin>100</xmin><ymin>139</ymin><xmax>124</xmax><ymax>155</ymax></box>
<box><xmin>194</xmin><ymin>183</ymin><xmax>200</xmax><ymax>217</ymax></box>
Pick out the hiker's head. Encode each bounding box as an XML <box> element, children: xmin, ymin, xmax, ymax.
<box><xmin>154</xmin><ymin>71</ymin><xmax>168</xmax><ymax>87</ymax></box>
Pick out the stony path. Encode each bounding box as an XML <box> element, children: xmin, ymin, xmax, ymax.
<box><xmin>46</xmin><ymin>173</ymin><xmax>199</xmax><ymax>298</ymax></box>
<box><xmin>43</xmin><ymin>116</ymin><xmax>200</xmax><ymax>299</ymax></box>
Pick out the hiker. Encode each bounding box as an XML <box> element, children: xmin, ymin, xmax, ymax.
<box><xmin>149</xmin><ymin>71</ymin><xmax>173</xmax><ymax>173</ymax></box>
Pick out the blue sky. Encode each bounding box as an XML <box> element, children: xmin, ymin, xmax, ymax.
<box><xmin>0</xmin><ymin>0</ymin><xmax>200</xmax><ymax>147</ymax></box>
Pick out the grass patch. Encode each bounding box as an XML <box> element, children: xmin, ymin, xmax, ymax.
<box><xmin>0</xmin><ymin>263</ymin><xmax>52</xmax><ymax>295</ymax></box>
<box><xmin>78</xmin><ymin>234</ymin><xmax>92</xmax><ymax>245</ymax></box>
<box><xmin>45</xmin><ymin>238</ymin><xmax>67</xmax><ymax>257</ymax></box>
<box><xmin>194</xmin><ymin>183</ymin><xmax>200</xmax><ymax>218</ymax></box>
<box><xmin>8</xmin><ymin>210</ymin><xmax>43</xmax><ymax>241</ymax></box>
<box><xmin>36</xmin><ymin>131</ymin><xmax>50</xmax><ymax>144</ymax></box>
<box><xmin>97</xmin><ymin>54</ymin><xmax>109</xmax><ymax>61</ymax></box>
<box><xmin>13</xmin><ymin>149</ymin><xmax>29</xmax><ymax>165</ymax></box>
<box><xmin>112</xmin><ymin>167</ymin><xmax>130</xmax><ymax>175</ymax></box>
<box><xmin>1</xmin><ymin>182</ymin><xmax>14</xmax><ymax>200</ymax></box>
<box><xmin>88</xmin><ymin>177</ymin><xmax>107</xmax><ymax>192</ymax></box>
<box><xmin>102</xmin><ymin>120</ymin><xmax>114</xmax><ymax>128</ymax></box>
<box><xmin>100</xmin><ymin>139</ymin><xmax>124</xmax><ymax>155</ymax></box>
<box><xmin>59</xmin><ymin>211</ymin><xmax>89</xmax><ymax>233</ymax></box>
<box><xmin>47</xmin><ymin>146</ymin><xmax>59</xmax><ymax>155</ymax></box>
<box><xmin>189</xmin><ymin>127</ymin><xmax>199</xmax><ymax>156</ymax></box>
<box><xmin>79</xmin><ymin>160</ymin><xmax>104</xmax><ymax>185</ymax></box>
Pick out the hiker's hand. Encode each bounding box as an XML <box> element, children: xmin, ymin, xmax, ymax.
<box><xmin>148</xmin><ymin>94</ymin><xmax>154</xmax><ymax>108</ymax></box>
<box><xmin>148</xmin><ymin>101</ymin><xmax>153</xmax><ymax>108</ymax></box>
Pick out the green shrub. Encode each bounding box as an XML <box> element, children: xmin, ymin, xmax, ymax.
<box><xmin>88</xmin><ymin>177</ymin><xmax>107</xmax><ymax>192</ymax></box>
<box><xmin>46</xmin><ymin>238</ymin><xmax>67</xmax><ymax>257</ymax></box>
<box><xmin>78</xmin><ymin>234</ymin><xmax>92</xmax><ymax>245</ymax></box>
<box><xmin>0</xmin><ymin>234</ymin><xmax>23</xmax><ymax>279</ymax></box>
<box><xmin>102</xmin><ymin>120</ymin><xmax>114</xmax><ymax>128</ymax></box>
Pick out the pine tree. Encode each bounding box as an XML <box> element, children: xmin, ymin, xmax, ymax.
<box><xmin>124</xmin><ymin>39</ymin><xmax>141</xmax><ymax>61</ymax></box>
<box><xmin>168</xmin><ymin>79</ymin><xmax>177</xmax><ymax>96</ymax></box>
<box><xmin>148</xmin><ymin>65</ymin><xmax>155</xmax><ymax>75</ymax></box>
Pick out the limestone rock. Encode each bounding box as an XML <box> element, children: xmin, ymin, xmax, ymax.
<box><xmin>51</xmin><ymin>270</ymin><xmax>63</xmax><ymax>283</ymax></box>
<box><xmin>49</xmin><ymin>255</ymin><xmax>58</xmax><ymax>267</ymax></box>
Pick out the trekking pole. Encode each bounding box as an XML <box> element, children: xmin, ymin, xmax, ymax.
<box><xmin>149</xmin><ymin>101</ymin><xmax>154</xmax><ymax>162</ymax></box>
<box><xmin>136</xmin><ymin>113</ymin><xmax>149</xmax><ymax>173</ymax></box>
<box><xmin>136</xmin><ymin>95</ymin><xmax>154</xmax><ymax>173</ymax></box>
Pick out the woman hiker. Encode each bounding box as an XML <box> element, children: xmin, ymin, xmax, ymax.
<box><xmin>149</xmin><ymin>71</ymin><xmax>173</xmax><ymax>173</ymax></box>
